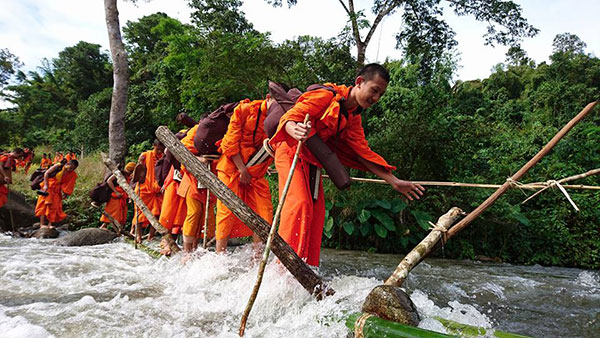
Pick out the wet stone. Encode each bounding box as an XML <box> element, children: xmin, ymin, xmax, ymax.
<box><xmin>31</xmin><ymin>227</ymin><xmax>60</xmax><ymax>239</ymax></box>
<box><xmin>362</xmin><ymin>285</ymin><xmax>420</xmax><ymax>326</ymax></box>
<box><xmin>58</xmin><ymin>228</ymin><xmax>118</xmax><ymax>246</ymax></box>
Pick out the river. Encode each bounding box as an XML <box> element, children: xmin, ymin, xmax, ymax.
<box><xmin>0</xmin><ymin>234</ymin><xmax>598</xmax><ymax>337</ymax></box>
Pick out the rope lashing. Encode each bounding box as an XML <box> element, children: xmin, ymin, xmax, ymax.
<box><xmin>506</xmin><ymin>178</ymin><xmax>528</xmax><ymax>196</ymax></box>
<box><xmin>522</xmin><ymin>180</ymin><xmax>580</xmax><ymax>211</ymax></box>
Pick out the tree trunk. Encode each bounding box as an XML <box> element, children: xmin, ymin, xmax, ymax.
<box><xmin>104</xmin><ymin>0</ymin><xmax>128</xmax><ymax>166</ymax></box>
<box><xmin>357</xmin><ymin>43</ymin><xmax>366</xmax><ymax>68</ymax></box>
<box><xmin>155</xmin><ymin>126</ymin><xmax>333</xmax><ymax>299</ymax></box>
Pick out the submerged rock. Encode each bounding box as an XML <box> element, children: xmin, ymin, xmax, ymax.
<box><xmin>362</xmin><ymin>285</ymin><xmax>420</xmax><ymax>326</ymax></box>
<box><xmin>31</xmin><ymin>227</ymin><xmax>60</xmax><ymax>239</ymax></box>
<box><xmin>58</xmin><ymin>228</ymin><xmax>118</xmax><ymax>246</ymax></box>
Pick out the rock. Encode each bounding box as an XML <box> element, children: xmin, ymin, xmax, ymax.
<box><xmin>362</xmin><ymin>285</ymin><xmax>420</xmax><ymax>326</ymax></box>
<box><xmin>474</xmin><ymin>255</ymin><xmax>503</xmax><ymax>263</ymax></box>
<box><xmin>31</xmin><ymin>227</ymin><xmax>60</xmax><ymax>239</ymax></box>
<box><xmin>0</xmin><ymin>191</ymin><xmax>37</xmax><ymax>232</ymax></box>
<box><xmin>58</xmin><ymin>228</ymin><xmax>118</xmax><ymax>246</ymax></box>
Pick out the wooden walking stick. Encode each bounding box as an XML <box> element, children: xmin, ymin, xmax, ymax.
<box><xmin>202</xmin><ymin>189</ymin><xmax>212</xmax><ymax>249</ymax></box>
<box><xmin>238</xmin><ymin>115</ymin><xmax>311</xmax><ymax>336</ymax></box>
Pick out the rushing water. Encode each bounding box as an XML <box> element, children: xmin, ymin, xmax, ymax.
<box><xmin>0</xmin><ymin>234</ymin><xmax>598</xmax><ymax>337</ymax></box>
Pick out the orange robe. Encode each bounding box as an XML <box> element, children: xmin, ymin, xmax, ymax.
<box><xmin>53</xmin><ymin>155</ymin><xmax>64</xmax><ymax>164</ymax></box>
<box><xmin>270</xmin><ymin>83</ymin><xmax>395</xmax><ymax>266</ymax></box>
<box><xmin>215</xmin><ymin>99</ymin><xmax>273</xmax><ymax>240</ymax></box>
<box><xmin>100</xmin><ymin>179</ymin><xmax>129</xmax><ymax>225</ymax></box>
<box><xmin>177</xmin><ymin>125</ymin><xmax>217</xmax><ymax>239</ymax></box>
<box><xmin>133</xmin><ymin>149</ymin><xmax>163</xmax><ymax>227</ymax></box>
<box><xmin>159</xmin><ymin>167</ymin><xmax>186</xmax><ymax>234</ymax></box>
<box><xmin>40</xmin><ymin>158</ymin><xmax>52</xmax><ymax>169</ymax></box>
<box><xmin>0</xmin><ymin>155</ymin><xmax>16</xmax><ymax>208</ymax></box>
<box><xmin>35</xmin><ymin>168</ymin><xmax>78</xmax><ymax>223</ymax></box>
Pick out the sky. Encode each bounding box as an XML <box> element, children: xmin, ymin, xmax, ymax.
<box><xmin>0</xmin><ymin>0</ymin><xmax>599</xmax><ymax>83</ymax></box>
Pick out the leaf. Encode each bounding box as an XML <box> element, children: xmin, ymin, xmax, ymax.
<box><xmin>390</xmin><ymin>199</ymin><xmax>408</xmax><ymax>213</ymax></box>
<box><xmin>511</xmin><ymin>212</ymin><xmax>531</xmax><ymax>227</ymax></box>
<box><xmin>373</xmin><ymin>200</ymin><xmax>391</xmax><ymax>210</ymax></box>
<box><xmin>358</xmin><ymin>209</ymin><xmax>371</xmax><ymax>223</ymax></box>
<box><xmin>324</xmin><ymin>229</ymin><xmax>333</xmax><ymax>239</ymax></box>
<box><xmin>324</xmin><ymin>217</ymin><xmax>334</xmax><ymax>232</ymax></box>
<box><xmin>400</xmin><ymin>237</ymin><xmax>409</xmax><ymax>248</ymax></box>
<box><xmin>371</xmin><ymin>210</ymin><xmax>396</xmax><ymax>231</ymax></box>
<box><xmin>325</xmin><ymin>200</ymin><xmax>333</xmax><ymax>211</ymax></box>
<box><xmin>411</xmin><ymin>210</ymin><xmax>433</xmax><ymax>231</ymax></box>
<box><xmin>359</xmin><ymin>223</ymin><xmax>371</xmax><ymax>236</ymax></box>
<box><xmin>342</xmin><ymin>222</ymin><xmax>354</xmax><ymax>235</ymax></box>
<box><xmin>374</xmin><ymin>223</ymin><xmax>388</xmax><ymax>238</ymax></box>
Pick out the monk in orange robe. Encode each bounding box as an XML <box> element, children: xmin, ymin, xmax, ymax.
<box><xmin>132</xmin><ymin>139</ymin><xmax>165</xmax><ymax>243</ymax></box>
<box><xmin>177</xmin><ymin>125</ymin><xmax>217</xmax><ymax>253</ymax></box>
<box><xmin>40</xmin><ymin>153</ymin><xmax>52</xmax><ymax>169</ymax></box>
<box><xmin>53</xmin><ymin>152</ymin><xmax>64</xmax><ymax>164</ymax></box>
<box><xmin>100</xmin><ymin>162</ymin><xmax>135</xmax><ymax>230</ymax></box>
<box><xmin>159</xmin><ymin>166</ymin><xmax>186</xmax><ymax>237</ymax></box>
<box><xmin>270</xmin><ymin>64</ymin><xmax>425</xmax><ymax>266</ymax></box>
<box><xmin>0</xmin><ymin>148</ymin><xmax>25</xmax><ymax>208</ymax></box>
<box><xmin>215</xmin><ymin>98</ymin><xmax>274</xmax><ymax>253</ymax></box>
<box><xmin>65</xmin><ymin>151</ymin><xmax>77</xmax><ymax>162</ymax></box>
<box><xmin>35</xmin><ymin>159</ymin><xmax>79</xmax><ymax>228</ymax></box>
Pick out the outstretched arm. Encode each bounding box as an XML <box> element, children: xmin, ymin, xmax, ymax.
<box><xmin>357</xmin><ymin>157</ymin><xmax>425</xmax><ymax>201</ymax></box>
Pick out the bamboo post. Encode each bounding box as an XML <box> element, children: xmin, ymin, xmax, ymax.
<box><xmin>155</xmin><ymin>126</ymin><xmax>333</xmax><ymax>299</ymax></box>
<box><xmin>239</xmin><ymin>114</ymin><xmax>310</xmax><ymax>336</ymax></box>
<box><xmin>384</xmin><ymin>208</ymin><xmax>464</xmax><ymax>286</ymax></box>
<box><xmin>101</xmin><ymin>153</ymin><xmax>180</xmax><ymax>254</ymax></box>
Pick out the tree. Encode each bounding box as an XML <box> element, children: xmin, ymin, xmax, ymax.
<box><xmin>0</xmin><ymin>48</ymin><xmax>22</xmax><ymax>89</ymax></box>
<box><xmin>270</xmin><ymin>0</ymin><xmax>539</xmax><ymax>73</ymax></box>
<box><xmin>505</xmin><ymin>45</ymin><xmax>532</xmax><ymax>67</ymax></box>
<box><xmin>188</xmin><ymin>0</ymin><xmax>254</xmax><ymax>34</ymax></box>
<box><xmin>104</xmin><ymin>0</ymin><xmax>129</xmax><ymax>166</ymax></box>
<box><xmin>552</xmin><ymin>33</ymin><xmax>587</xmax><ymax>55</ymax></box>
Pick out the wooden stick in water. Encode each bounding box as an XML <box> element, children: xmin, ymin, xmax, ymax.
<box><xmin>238</xmin><ymin>114</ymin><xmax>311</xmax><ymax>336</ymax></box>
<box><xmin>101</xmin><ymin>153</ymin><xmax>180</xmax><ymax>254</ymax></box>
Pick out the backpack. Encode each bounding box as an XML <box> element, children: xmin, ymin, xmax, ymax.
<box><xmin>192</xmin><ymin>101</ymin><xmax>265</xmax><ymax>156</ymax></box>
<box><xmin>193</xmin><ymin>102</ymin><xmax>239</xmax><ymax>155</ymax></box>
<box><xmin>264</xmin><ymin>81</ymin><xmax>352</xmax><ymax>190</ymax></box>
<box><xmin>29</xmin><ymin>164</ymin><xmax>62</xmax><ymax>191</ymax></box>
<box><xmin>89</xmin><ymin>180</ymin><xmax>112</xmax><ymax>204</ymax></box>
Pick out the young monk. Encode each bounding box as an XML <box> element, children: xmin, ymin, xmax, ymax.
<box><xmin>215</xmin><ymin>96</ymin><xmax>274</xmax><ymax>254</ymax></box>
<box><xmin>35</xmin><ymin>159</ymin><xmax>79</xmax><ymax>228</ymax></box>
<box><xmin>270</xmin><ymin>63</ymin><xmax>425</xmax><ymax>266</ymax></box>
<box><xmin>0</xmin><ymin>148</ymin><xmax>25</xmax><ymax>208</ymax></box>
<box><xmin>40</xmin><ymin>153</ymin><xmax>52</xmax><ymax>169</ymax></box>
<box><xmin>132</xmin><ymin>139</ymin><xmax>164</xmax><ymax>243</ymax></box>
<box><xmin>158</xmin><ymin>159</ymin><xmax>186</xmax><ymax>247</ymax></box>
<box><xmin>100</xmin><ymin>162</ymin><xmax>136</xmax><ymax>230</ymax></box>
<box><xmin>53</xmin><ymin>152</ymin><xmax>63</xmax><ymax>164</ymax></box>
<box><xmin>177</xmin><ymin>125</ymin><xmax>217</xmax><ymax>253</ymax></box>
<box><xmin>65</xmin><ymin>151</ymin><xmax>77</xmax><ymax>162</ymax></box>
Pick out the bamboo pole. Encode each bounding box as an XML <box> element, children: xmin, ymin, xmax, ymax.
<box><xmin>202</xmin><ymin>189</ymin><xmax>211</xmax><ymax>249</ymax></box>
<box><xmin>522</xmin><ymin>168</ymin><xmax>600</xmax><ymax>204</ymax></box>
<box><xmin>155</xmin><ymin>126</ymin><xmax>333</xmax><ymax>299</ymax></box>
<box><xmin>101</xmin><ymin>153</ymin><xmax>180</xmax><ymax>254</ymax></box>
<box><xmin>239</xmin><ymin>114</ymin><xmax>310</xmax><ymax>336</ymax></box>
<box><xmin>322</xmin><ymin>175</ymin><xmax>600</xmax><ymax>191</ymax></box>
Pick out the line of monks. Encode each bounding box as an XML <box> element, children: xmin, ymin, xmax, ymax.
<box><xmin>2</xmin><ymin>64</ymin><xmax>425</xmax><ymax>267</ymax></box>
<box><xmin>98</xmin><ymin>64</ymin><xmax>425</xmax><ymax>266</ymax></box>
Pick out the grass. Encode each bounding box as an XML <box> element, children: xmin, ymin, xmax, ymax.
<box><xmin>11</xmin><ymin>151</ymin><xmax>106</xmax><ymax>229</ymax></box>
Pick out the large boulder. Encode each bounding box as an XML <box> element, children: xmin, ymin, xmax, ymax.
<box><xmin>31</xmin><ymin>227</ymin><xmax>60</xmax><ymax>239</ymax></box>
<box><xmin>0</xmin><ymin>191</ymin><xmax>37</xmax><ymax>232</ymax></box>
<box><xmin>362</xmin><ymin>285</ymin><xmax>420</xmax><ymax>326</ymax></box>
<box><xmin>58</xmin><ymin>228</ymin><xmax>118</xmax><ymax>246</ymax></box>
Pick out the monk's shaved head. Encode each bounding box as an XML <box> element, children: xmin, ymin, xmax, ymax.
<box><xmin>357</xmin><ymin>63</ymin><xmax>390</xmax><ymax>83</ymax></box>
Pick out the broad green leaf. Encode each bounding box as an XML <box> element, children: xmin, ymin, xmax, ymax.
<box><xmin>400</xmin><ymin>237</ymin><xmax>409</xmax><ymax>248</ymax></box>
<box><xmin>372</xmin><ymin>210</ymin><xmax>396</xmax><ymax>231</ymax></box>
<box><xmin>411</xmin><ymin>210</ymin><xmax>433</xmax><ymax>231</ymax></box>
<box><xmin>359</xmin><ymin>223</ymin><xmax>371</xmax><ymax>236</ymax></box>
<box><xmin>373</xmin><ymin>200</ymin><xmax>392</xmax><ymax>210</ymax></box>
<box><xmin>358</xmin><ymin>209</ymin><xmax>371</xmax><ymax>223</ymax></box>
<box><xmin>374</xmin><ymin>223</ymin><xmax>388</xmax><ymax>238</ymax></box>
<box><xmin>324</xmin><ymin>217</ymin><xmax>334</xmax><ymax>232</ymax></box>
<box><xmin>324</xmin><ymin>229</ymin><xmax>333</xmax><ymax>239</ymax></box>
<box><xmin>390</xmin><ymin>199</ymin><xmax>408</xmax><ymax>213</ymax></box>
<box><xmin>342</xmin><ymin>222</ymin><xmax>354</xmax><ymax>235</ymax></box>
<box><xmin>325</xmin><ymin>200</ymin><xmax>333</xmax><ymax>211</ymax></box>
<box><xmin>511</xmin><ymin>213</ymin><xmax>531</xmax><ymax>227</ymax></box>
